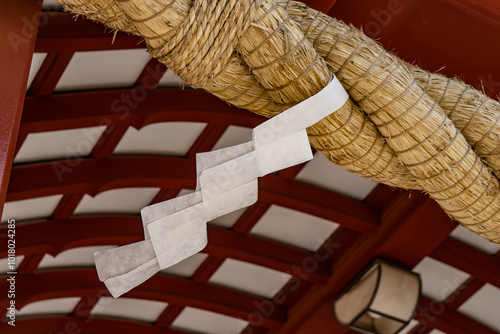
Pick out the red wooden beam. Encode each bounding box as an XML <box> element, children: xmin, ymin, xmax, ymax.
<box><xmin>0</xmin><ymin>316</ymin><xmax>191</xmax><ymax>334</ymax></box>
<box><xmin>430</xmin><ymin>237</ymin><xmax>500</xmax><ymax>289</ymax></box>
<box><xmin>259</xmin><ymin>175</ymin><xmax>379</xmax><ymax>233</ymax></box>
<box><xmin>187</xmin><ymin>124</ymin><xmax>229</xmax><ymax>158</ymax></box>
<box><xmin>7</xmin><ymin>157</ymin><xmax>379</xmax><ymax>232</ymax></box>
<box><xmin>279</xmin><ymin>191</ymin><xmax>457</xmax><ymax>333</ymax></box>
<box><xmin>26</xmin><ymin>52</ymin><xmax>73</xmax><ymax>96</ymax></box>
<box><xmin>35</xmin><ymin>12</ymin><xmax>143</xmax><ymax>53</ymax></box>
<box><xmin>90</xmin><ymin>125</ymin><xmax>128</xmax><ymax>158</ymax></box>
<box><xmin>90</xmin><ymin>59</ymin><xmax>169</xmax><ymax>158</ymax></box>
<box><xmin>0</xmin><ymin>216</ymin><xmax>330</xmax><ymax>283</ymax></box>
<box><xmin>443</xmin><ymin>277</ymin><xmax>486</xmax><ymax>310</ymax></box>
<box><xmin>16</xmin><ymin>253</ymin><xmax>44</xmax><ymax>275</ymax></box>
<box><xmin>0</xmin><ymin>269</ymin><xmax>286</xmax><ymax>329</ymax></box>
<box><xmin>0</xmin><ymin>0</ymin><xmax>42</xmax><ymax>219</ymax></box>
<box><xmin>414</xmin><ymin>296</ymin><xmax>498</xmax><ymax>334</ymax></box>
<box><xmin>7</xmin><ymin>156</ymin><xmax>196</xmax><ymax>200</ymax></box>
<box><xmin>442</xmin><ymin>251</ymin><xmax>500</xmax><ymax>311</ymax></box>
<box><xmin>20</xmin><ymin>89</ymin><xmax>264</xmax><ymax>135</ymax></box>
<box><xmin>192</xmin><ymin>256</ymin><xmax>226</xmax><ymax>283</ymax></box>
<box><xmin>51</xmin><ymin>193</ymin><xmax>84</xmax><ymax>219</ymax></box>
<box><xmin>155</xmin><ymin>304</ymin><xmax>186</xmax><ymax>328</ymax></box>
<box><xmin>207</xmin><ymin>227</ymin><xmax>331</xmax><ymax>283</ymax></box>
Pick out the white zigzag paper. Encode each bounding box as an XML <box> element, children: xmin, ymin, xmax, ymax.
<box><xmin>94</xmin><ymin>76</ymin><xmax>349</xmax><ymax>297</ymax></box>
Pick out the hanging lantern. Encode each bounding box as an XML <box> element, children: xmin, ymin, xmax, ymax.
<box><xmin>333</xmin><ymin>260</ymin><xmax>421</xmax><ymax>334</ymax></box>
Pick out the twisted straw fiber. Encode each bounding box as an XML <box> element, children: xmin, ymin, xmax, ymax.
<box><xmin>282</xmin><ymin>0</ymin><xmax>500</xmax><ymax>242</ymax></box>
<box><xmin>59</xmin><ymin>0</ymin><xmax>418</xmax><ymax>190</ymax></box>
<box><xmin>411</xmin><ymin>66</ymin><xmax>500</xmax><ymax>179</ymax></box>
<box><xmin>281</xmin><ymin>0</ymin><xmax>500</xmax><ymax>191</ymax></box>
<box><xmin>59</xmin><ymin>0</ymin><xmax>500</xmax><ymax>242</ymax></box>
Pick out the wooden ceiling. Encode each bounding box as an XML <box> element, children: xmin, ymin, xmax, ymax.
<box><xmin>1</xmin><ymin>0</ymin><xmax>500</xmax><ymax>333</ymax></box>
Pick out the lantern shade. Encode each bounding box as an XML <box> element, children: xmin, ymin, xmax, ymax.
<box><xmin>333</xmin><ymin>260</ymin><xmax>421</xmax><ymax>334</ymax></box>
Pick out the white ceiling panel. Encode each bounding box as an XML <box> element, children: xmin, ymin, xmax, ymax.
<box><xmin>160</xmin><ymin>253</ymin><xmax>208</xmax><ymax>277</ymax></box>
<box><xmin>27</xmin><ymin>52</ymin><xmax>47</xmax><ymax>89</ymax></box>
<box><xmin>398</xmin><ymin>319</ymin><xmax>419</xmax><ymax>334</ymax></box>
<box><xmin>1</xmin><ymin>194</ymin><xmax>63</xmax><ymax>223</ymax></box>
<box><xmin>296</xmin><ymin>152</ymin><xmax>378</xmax><ymax>201</ymax></box>
<box><xmin>412</xmin><ymin>257</ymin><xmax>470</xmax><ymax>302</ymax></box>
<box><xmin>91</xmin><ymin>297</ymin><xmax>168</xmax><ymax>322</ymax></box>
<box><xmin>55</xmin><ymin>49</ymin><xmax>150</xmax><ymax>91</ymax></box>
<box><xmin>158</xmin><ymin>68</ymin><xmax>187</xmax><ymax>88</ymax></box>
<box><xmin>450</xmin><ymin>225</ymin><xmax>500</xmax><ymax>255</ymax></box>
<box><xmin>15</xmin><ymin>126</ymin><xmax>106</xmax><ymax>164</ymax></box>
<box><xmin>458</xmin><ymin>283</ymin><xmax>500</xmax><ymax>332</ymax></box>
<box><xmin>17</xmin><ymin>297</ymin><xmax>81</xmax><ymax>316</ymax></box>
<box><xmin>172</xmin><ymin>307</ymin><xmax>249</xmax><ymax>334</ymax></box>
<box><xmin>113</xmin><ymin>122</ymin><xmax>206</xmax><ymax>156</ymax></box>
<box><xmin>74</xmin><ymin>187</ymin><xmax>160</xmax><ymax>216</ymax></box>
<box><xmin>38</xmin><ymin>245</ymin><xmax>115</xmax><ymax>270</ymax></box>
<box><xmin>209</xmin><ymin>208</ymin><xmax>246</xmax><ymax>228</ymax></box>
<box><xmin>0</xmin><ymin>255</ymin><xmax>24</xmax><ymax>274</ymax></box>
<box><xmin>212</xmin><ymin>125</ymin><xmax>253</xmax><ymax>150</ymax></box>
<box><xmin>250</xmin><ymin>205</ymin><xmax>339</xmax><ymax>252</ymax></box>
<box><xmin>429</xmin><ymin>330</ymin><xmax>446</xmax><ymax>334</ymax></box>
<box><xmin>209</xmin><ymin>258</ymin><xmax>291</xmax><ymax>298</ymax></box>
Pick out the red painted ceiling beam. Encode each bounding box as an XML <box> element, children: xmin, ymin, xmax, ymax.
<box><xmin>7</xmin><ymin>156</ymin><xmax>196</xmax><ymax>200</ymax></box>
<box><xmin>0</xmin><ymin>0</ymin><xmax>42</xmax><ymax>220</ymax></box>
<box><xmin>0</xmin><ymin>216</ymin><xmax>330</xmax><ymax>283</ymax></box>
<box><xmin>0</xmin><ymin>316</ymin><xmax>190</xmax><ymax>334</ymax></box>
<box><xmin>35</xmin><ymin>12</ymin><xmax>142</xmax><ymax>53</ymax></box>
<box><xmin>430</xmin><ymin>237</ymin><xmax>500</xmax><ymax>289</ymax></box>
<box><xmin>0</xmin><ymin>269</ymin><xmax>286</xmax><ymax>329</ymax></box>
<box><xmin>279</xmin><ymin>191</ymin><xmax>457</xmax><ymax>333</ymax></box>
<box><xmin>20</xmin><ymin>89</ymin><xmax>264</xmax><ymax>135</ymax></box>
<box><xmin>89</xmin><ymin>59</ymin><xmax>169</xmax><ymax>159</ymax></box>
<box><xmin>414</xmin><ymin>296</ymin><xmax>498</xmax><ymax>334</ymax></box>
<box><xmin>259</xmin><ymin>176</ymin><xmax>379</xmax><ymax>233</ymax></box>
<box><xmin>26</xmin><ymin>52</ymin><xmax>73</xmax><ymax>96</ymax></box>
<box><xmin>7</xmin><ymin>157</ymin><xmax>379</xmax><ymax>232</ymax></box>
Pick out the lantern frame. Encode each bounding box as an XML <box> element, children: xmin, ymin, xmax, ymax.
<box><xmin>333</xmin><ymin>259</ymin><xmax>422</xmax><ymax>334</ymax></box>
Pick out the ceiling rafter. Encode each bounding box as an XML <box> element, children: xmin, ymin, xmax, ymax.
<box><xmin>20</xmin><ymin>89</ymin><xmax>263</xmax><ymax>135</ymax></box>
<box><xmin>410</xmin><ymin>249</ymin><xmax>500</xmax><ymax>333</ymax></box>
<box><xmin>89</xmin><ymin>58</ymin><xmax>168</xmax><ymax>159</ymax></box>
<box><xmin>414</xmin><ymin>296</ymin><xmax>499</xmax><ymax>334</ymax></box>
<box><xmin>27</xmin><ymin>52</ymin><xmax>73</xmax><ymax>96</ymax></box>
<box><xmin>35</xmin><ymin>12</ymin><xmax>142</xmax><ymax>53</ymax></box>
<box><xmin>0</xmin><ymin>216</ymin><xmax>331</xmax><ymax>283</ymax></box>
<box><xmin>0</xmin><ymin>1</ymin><xmax>42</xmax><ymax>220</ymax></box>
<box><xmin>430</xmin><ymin>237</ymin><xmax>500</xmax><ymax>289</ymax></box>
<box><xmin>7</xmin><ymin>157</ymin><xmax>378</xmax><ymax>232</ymax></box>
<box><xmin>278</xmin><ymin>190</ymin><xmax>458</xmax><ymax>333</ymax></box>
<box><xmin>0</xmin><ymin>269</ymin><xmax>286</xmax><ymax>330</ymax></box>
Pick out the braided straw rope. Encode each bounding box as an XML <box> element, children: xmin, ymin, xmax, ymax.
<box><xmin>282</xmin><ymin>1</ymin><xmax>500</xmax><ymax>242</ymax></box>
<box><xmin>281</xmin><ymin>0</ymin><xmax>500</xmax><ymax>183</ymax></box>
<box><xmin>58</xmin><ymin>0</ymin><xmax>500</xmax><ymax>243</ymax></box>
<box><xmin>59</xmin><ymin>0</ymin><xmax>419</xmax><ymax>191</ymax></box>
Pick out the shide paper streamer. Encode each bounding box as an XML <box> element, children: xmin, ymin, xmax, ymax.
<box><xmin>94</xmin><ymin>77</ymin><xmax>349</xmax><ymax>297</ymax></box>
